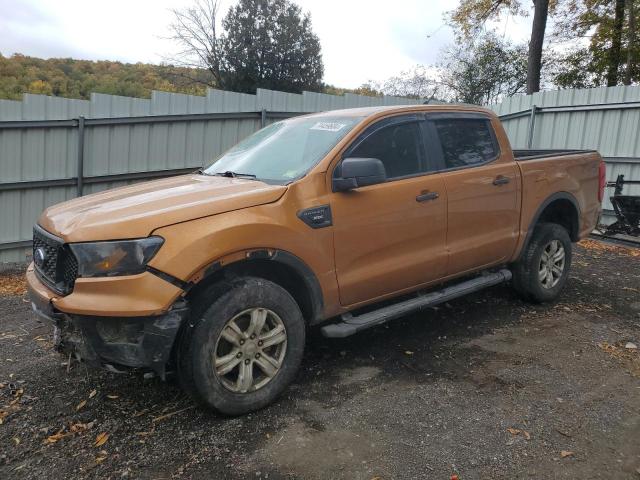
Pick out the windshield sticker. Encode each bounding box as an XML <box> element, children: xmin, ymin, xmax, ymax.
<box><xmin>310</xmin><ymin>122</ymin><xmax>347</xmax><ymax>132</ymax></box>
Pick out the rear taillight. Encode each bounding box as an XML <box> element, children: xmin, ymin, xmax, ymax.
<box><xmin>598</xmin><ymin>161</ymin><xmax>606</xmax><ymax>203</ymax></box>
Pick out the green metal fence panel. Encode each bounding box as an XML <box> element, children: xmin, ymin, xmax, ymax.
<box><xmin>0</xmin><ymin>88</ymin><xmax>421</xmax><ymax>262</ymax></box>
<box><xmin>491</xmin><ymin>85</ymin><xmax>640</xmax><ymax>225</ymax></box>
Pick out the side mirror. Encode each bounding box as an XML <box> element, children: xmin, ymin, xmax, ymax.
<box><xmin>333</xmin><ymin>157</ymin><xmax>387</xmax><ymax>192</ymax></box>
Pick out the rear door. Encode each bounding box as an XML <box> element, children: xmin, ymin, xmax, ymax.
<box><xmin>425</xmin><ymin>113</ymin><xmax>520</xmax><ymax>275</ymax></box>
<box><xmin>331</xmin><ymin>114</ymin><xmax>448</xmax><ymax>306</ymax></box>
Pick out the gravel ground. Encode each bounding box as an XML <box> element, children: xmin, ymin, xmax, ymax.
<box><xmin>1</xmin><ymin>240</ymin><xmax>639</xmax><ymax>479</ymax></box>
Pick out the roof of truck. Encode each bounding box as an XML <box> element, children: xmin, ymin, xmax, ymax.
<box><xmin>300</xmin><ymin>103</ymin><xmax>496</xmax><ymax>119</ymax></box>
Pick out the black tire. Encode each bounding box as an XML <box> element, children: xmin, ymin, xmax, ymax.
<box><xmin>512</xmin><ymin>222</ymin><xmax>572</xmax><ymax>303</ymax></box>
<box><xmin>177</xmin><ymin>277</ymin><xmax>305</xmax><ymax>415</ymax></box>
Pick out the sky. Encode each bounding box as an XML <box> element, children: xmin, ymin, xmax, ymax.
<box><xmin>0</xmin><ymin>0</ymin><xmax>533</xmax><ymax>89</ymax></box>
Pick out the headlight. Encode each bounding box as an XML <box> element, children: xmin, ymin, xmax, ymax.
<box><xmin>69</xmin><ymin>236</ymin><xmax>164</xmax><ymax>277</ymax></box>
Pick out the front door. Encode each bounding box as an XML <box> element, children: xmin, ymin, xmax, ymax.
<box><xmin>330</xmin><ymin>115</ymin><xmax>448</xmax><ymax>306</ymax></box>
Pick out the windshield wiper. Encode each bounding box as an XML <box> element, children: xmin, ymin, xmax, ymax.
<box><xmin>213</xmin><ymin>170</ymin><xmax>257</xmax><ymax>179</ymax></box>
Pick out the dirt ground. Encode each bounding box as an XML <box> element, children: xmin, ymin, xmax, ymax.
<box><xmin>1</xmin><ymin>240</ymin><xmax>639</xmax><ymax>479</ymax></box>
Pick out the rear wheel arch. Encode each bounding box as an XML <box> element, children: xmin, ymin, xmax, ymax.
<box><xmin>521</xmin><ymin>192</ymin><xmax>580</xmax><ymax>257</ymax></box>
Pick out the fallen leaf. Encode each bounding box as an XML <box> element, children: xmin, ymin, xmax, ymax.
<box><xmin>507</xmin><ymin>428</ymin><xmax>521</xmax><ymax>435</ymax></box>
<box><xmin>70</xmin><ymin>422</ymin><xmax>93</xmax><ymax>433</ymax></box>
<box><xmin>75</xmin><ymin>400</ymin><xmax>87</xmax><ymax>411</ymax></box>
<box><xmin>151</xmin><ymin>406</ymin><xmax>194</xmax><ymax>423</ymax></box>
<box><xmin>0</xmin><ymin>274</ymin><xmax>27</xmax><ymax>296</ymax></box>
<box><xmin>45</xmin><ymin>429</ymin><xmax>69</xmax><ymax>444</ymax></box>
<box><xmin>94</xmin><ymin>432</ymin><xmax>109</xmax><ymax>447</ymax></box>
<box><xmin>96</xmin><ymin>454</ymin><xmax>108</xmax><ymax>464</ymax></box>
<box><xmin>560</xmin><ymin>450</ymin><xmax>574</xmax><ymax>458</ymax></box>
<box><xmin>12</xmin><ymin>437</ymin><xmax>20</xmax><ymax>445</ymax></box>
<box><xmin>89</xmin><ymin>389</ymin><xmax>97</xmax><ymax>399</ymax></box>
<box><xmin>523</xmin><ymin>430</ymin><xmax>531</xmax><ymax>440</ymax></box>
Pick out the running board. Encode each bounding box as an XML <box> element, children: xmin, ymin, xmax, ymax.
<box><xmin>321</xmin><ymin>269</ymin><xmax>512</xmax><ymax>338</ymax></box>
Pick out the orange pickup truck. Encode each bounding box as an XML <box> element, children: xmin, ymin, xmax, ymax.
<box><xmin>27</xmin><ymin>104</ymin><xmax>605</xmax><ymax>414</ymax></box>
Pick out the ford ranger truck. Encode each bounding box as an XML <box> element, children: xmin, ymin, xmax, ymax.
<box><xmin>27</xmin><ymin>105</ymin><xmax>605</xmax><ymax>414</ymax></box>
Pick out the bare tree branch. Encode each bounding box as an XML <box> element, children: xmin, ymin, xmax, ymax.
<box><xmin>163</xmin><ymin>0</ymin><xmax>225</xmax><ymax>88</ymax></box>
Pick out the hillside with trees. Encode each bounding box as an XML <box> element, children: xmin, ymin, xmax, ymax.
<box><xmin>0</xmin><ymin>53</ymin><xmax>371</xmax><ymax>102</ymax></box>
<box><xmin>0</xmin><ymin>54</ymin><xmax>215</xmax><ymax>100</ymax></box>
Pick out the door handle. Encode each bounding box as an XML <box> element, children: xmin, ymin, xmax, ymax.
<box><xmin>493</xmin><ymin>175</ymin><xmax>510</xmax><ymax>186</ymax></box>
<box><xmin>416</xmin><ymin>191</ymin><xmax>439</xmax><ymax>202</ymax></box>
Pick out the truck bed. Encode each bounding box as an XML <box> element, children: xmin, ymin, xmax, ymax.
<box><xmin>513</xmin><ymin>149</ymin><xmax>598</xmax><ymax>160</ymax></box>
<box><xmin>514</xmin><ymin>148</ymin><xmax>603</xmax><ymax>242</ymax></box>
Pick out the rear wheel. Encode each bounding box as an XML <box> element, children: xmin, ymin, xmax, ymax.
<box><xmin>178</xmin><ymin>277</ymin><xmax>305</xmax><ymax>415</ymax></box>
<box><xmin>512</xmin><ymin>222</ymin><xmax>572</xmax><ymax>303</ymax></box>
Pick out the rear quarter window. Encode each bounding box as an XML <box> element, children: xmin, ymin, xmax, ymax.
<box><xmin>433</xmin><ymin>118</ymin><xmax>499</xmax><ymax>169</ymax></box>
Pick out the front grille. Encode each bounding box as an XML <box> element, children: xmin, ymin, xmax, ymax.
<box><xmin>33</xmin><ymin>225</ymin><xmax>78</xmax><ymax>295</ymax></box>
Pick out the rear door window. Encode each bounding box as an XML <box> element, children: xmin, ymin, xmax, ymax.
<box><xmin>432</xmin><ymin>118</ymin><xmax>499</xmax><ymax>169</ymax></box>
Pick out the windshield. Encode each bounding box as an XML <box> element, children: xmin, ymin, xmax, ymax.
<box><xmin>203</xmin><ymin>115</ymin><xmax>364</xmax><ymax>183</ymax></box>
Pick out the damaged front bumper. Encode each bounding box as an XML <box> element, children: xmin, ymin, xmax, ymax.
<box><xmin>29</xmin><ymin>284</ymin><xmax>189</xmax><ymax>379</ymax></box>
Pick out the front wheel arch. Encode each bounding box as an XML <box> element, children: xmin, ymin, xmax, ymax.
<box><xmin>186</xmin><ymin>249</ymin><xmax>324</xmax><ymax>325</ymax></box>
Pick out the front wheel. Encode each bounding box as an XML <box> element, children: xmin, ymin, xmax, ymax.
<box><xmin>177</xmin><ymin>277</ymin><xmax>305</xmax><ymax>415</ymax></box>
<box><xmin>512</xmin><ymin>222</ymin><xmax>572</xmax><ymax>303</ymax></box>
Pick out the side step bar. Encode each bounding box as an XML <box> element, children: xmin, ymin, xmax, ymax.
<box><xmin>321</xmin><ymin>269</ymin><xmax>512</xmax><ymax>338</ymax></box>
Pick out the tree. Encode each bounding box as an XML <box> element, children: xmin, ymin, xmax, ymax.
<box><xmin>448</xmin><ymin>0</ymin><xmax>552</xmax><ymax>94</ymax></box>
<box><xmin>167</xmin><ymin>0</ymin><xmax>324</xmax><ymax>94</ymax></box>
<box><xmin>362</xmin><ymin>65</ymin><xmax>440</xmax><ymax>100</ymax></box>
<box><xmin>221</xmin><ymin>0</ymin><xmax>323</xmax><ymax>93</ymax></box>
<box><xmin>606</xmin><ymin>0</ymin><xmax>626</xmax><ymax>85</ymax></box>
<box><xmin>551</xmin><ymin>0</ymin><xmax>640</xmax><ymax>87</ymax></box>
<box><xmin>527</xmin><ymin>0</ymin><xmax>550</xmax><ymax>93</ymax></box>
<box><xmin>363</xmin><ymin>33</ymin><xmax>528</xmax><ymax>106</ymax></box>
<box><xmin>438</xmin><ymin>32</ymin><xmax>529</xmax><ymax>104</ymax></box>
<box><xmin>625</xmin><ymin>0</ymin><xmax>638</xmax><ymax>85</ymax></box>
<box><xmin>166</xmin><ymin>0</ymin><xmax>225</xmax><ymax>88</ymax></box>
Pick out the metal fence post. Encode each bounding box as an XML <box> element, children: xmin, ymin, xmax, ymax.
<box><xmin>76</xmin><ymin>116</ymin><xmax>85</xmax><ymax>197</ymax></box>
<box><xmin>260</xmin><ymin>109</ymin><xmax>267</xmax><ymax>128</ymax></box>
<box><xmin>526</xmin><ymin>105</ymin><xmax>538</xmax><ymax>149</ymax></box>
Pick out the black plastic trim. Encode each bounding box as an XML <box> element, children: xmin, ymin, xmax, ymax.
<box><xmin>147</xmin><ymin>266</ymin><xmax>192</xmax><ymax>291</ymax></box>
<box><xmin>297</xmin><ymin>205</ymin><xmax>333</xmax><ymax>229</ymax></box>
<box><xmin>198</xmin><ymin>249</ymin><xmax>325</xmax><ymax>324</ymax></box>
<box><xmin>518</xmin><ymin>191</ymin><xmax>581</xmax><ymax>259</ymax></box>
<box><xmin>322</xmin><ymin>269</ymin><xmax>512</xmax><ymax>338</ymax></box>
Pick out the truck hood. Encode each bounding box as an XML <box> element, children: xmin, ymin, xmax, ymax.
<box><xmin>39</xmin><ymin>174</ymin><xmax>288</xmax><ymax>241</ymax></box>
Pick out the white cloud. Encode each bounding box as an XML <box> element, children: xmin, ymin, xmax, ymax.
<box><xmin>0</xmin><ymin>0</ymin><xmax>534</xmax><ymax>89</ymax></box>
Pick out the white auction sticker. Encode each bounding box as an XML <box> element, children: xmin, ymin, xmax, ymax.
<box><xmin>310</xmin><ymin>122</ymin><xmax>347</xmax><ymax>132</ymax></box>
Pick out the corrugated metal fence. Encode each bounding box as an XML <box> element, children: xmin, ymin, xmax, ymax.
<box><xmin>2</xmin><ymin>84</ymin><xmax>639</xmax><ymax>264</ymax></box>
<box><xmin>489</xmin><ymin>85</ymin><xmax>640</xmax><ymax>225</ymax></box>
<box><xmin>0</xmin><ymin>88</ymin><xmax>420</xmax><ymax>263</ymax></box>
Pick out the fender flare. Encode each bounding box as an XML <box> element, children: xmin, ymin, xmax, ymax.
<box><xmin>518</xmin><ymin>191</ymin><xmax>581</xmax><ymax>259</ymax></box>
<box><xmin>195</xmin><ymin>249</ymin><xmax>325</xmax><ymax>324</ymax></box>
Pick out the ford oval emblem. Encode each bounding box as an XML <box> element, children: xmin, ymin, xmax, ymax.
<box><xmin>34</xmin><ymin>247</ymin><xmax>47</xmax><ymax>267</ymax></box>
